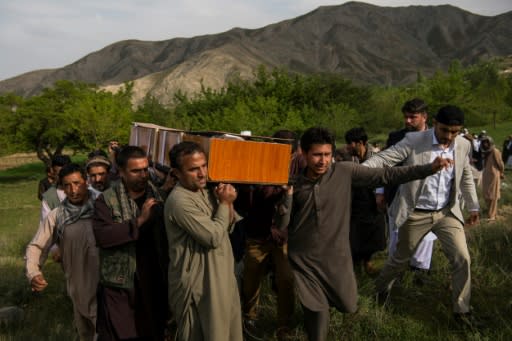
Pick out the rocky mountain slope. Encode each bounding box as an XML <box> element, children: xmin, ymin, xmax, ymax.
<box><xmin>1</xmin><ymin>1</ymin><xmax>511</xmax><ymax>104</ymax></box>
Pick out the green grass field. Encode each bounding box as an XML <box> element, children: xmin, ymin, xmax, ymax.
<box><xmin>1</xmin><ymin>160</ymin><xmax>512</xmax><ymax>340</ymax></box>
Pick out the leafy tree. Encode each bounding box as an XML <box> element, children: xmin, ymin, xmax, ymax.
<box><xmin>72</xmin><ymin>83</ymin><xmax>134</xmax><ymax>150</ymax></box>
<box><xmin>10</xmin><ymin>80</ymin><xmax>88</xmax><ymax>165</ymax></box>
<box><xmin>135</xmin><ymin>94</ymin><xmax>173</xmax><ymax>126</ymax></box>
<box><xmin>7</xmin><ymin>80</ymin><xmax>134</xmax><ymax>165</ymax></box>
<box><xmin>0</xmin><ymin>93</ymin><xmax>24</xmax><ymax>156</ymax></box>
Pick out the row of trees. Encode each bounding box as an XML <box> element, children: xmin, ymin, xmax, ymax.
<box><xmin>1</xmin><ymin>59</ymin><xmax>511</xmax><ymax>165</ymax></box>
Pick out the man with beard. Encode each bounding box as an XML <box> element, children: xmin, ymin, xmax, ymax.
<box><xmin>377</xmin><ymin>98</ymin><xmax>437</xmax><ymax>273</ymax></box>
<box><xmin>164</xmin><ymin>141</ymin><xmax>243</xmax><ymax>341</ymax></box>
<box><xmin>93</xmin><ymin>146</ymin><xmax>169</xmax><ymax>341</ymax></box>
<box><xmin>341</xmin><ymin>127</ymin><xmax>386</xmax><ymax>274</ymax></box>
<box><xmin>364</xmin><ymin>106</ymin><xmax>479</xmax><ymax>321</ymax></box>
<box><xmin>26</xmin><ymin>163</ymin><xmax>100</xmax><ymax>341</ymax></box>
<box><xmin>86</xmin><ymin>154</ymin><xmax>112</xmax><ymax>195</ymax></box>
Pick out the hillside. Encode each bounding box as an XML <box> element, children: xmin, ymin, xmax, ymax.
<box><xmin>1</xmin><ymin>2</ymin><xmax>512</xmax><ymax>104</ymax></box>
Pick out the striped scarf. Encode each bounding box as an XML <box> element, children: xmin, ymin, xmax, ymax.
<box><xmin>113</xmin><ymin>180</ymin><xmax>163</xmax><ymax>222</ymax></box>
<box><xmin>55</xmin><ymin>191</ymin><xmax>96</xmax><ymax>241</ymax></box>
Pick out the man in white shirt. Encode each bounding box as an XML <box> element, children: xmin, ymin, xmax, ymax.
<box><xmin>363</xmin><ymin>105</ymin><xmax>479</xmax><ymax>319</ymax></box>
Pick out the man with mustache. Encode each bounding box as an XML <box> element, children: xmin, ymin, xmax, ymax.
<box><xmin>164</xmin><ymin>141</ymin><xmax>242</xmax><ymax>341</ymax></box>
<box><xmin>26</xmin><ymin>163</ymin><xmax>99</xmax><ymax>341</ymax></box>
<box><xmin>364</xmin><ymin>105</ymin><xmax>479</xmax><ymax>323</ymax></box>
<box><xmin>93</xmin><ymin>146</ymin><xmax>169</xmax><ymax>341</ymax></box>
<box><xmin>275</xmin><ymin>127</ymin><xmax>452</xmax><ymax>340</ymax></box>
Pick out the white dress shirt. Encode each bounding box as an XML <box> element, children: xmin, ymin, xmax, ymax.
<box><xmin>415</xmin><ymin>133</ymin><xmax>454</xmax><ymax>210</ymax></box>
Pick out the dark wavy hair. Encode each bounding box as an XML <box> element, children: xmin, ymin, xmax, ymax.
<box><xmin>300</xmin><ymin>127</ymin><xmax>335</xmax><ymax>153</ymax></box>
<box><xmin>169</xmin><ymin>141</ymin><xmax>206</xmax><ymax>171</ymax></box>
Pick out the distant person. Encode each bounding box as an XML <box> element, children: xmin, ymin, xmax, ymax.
<box><xmin>164</xmin><ymin>141</ymin><xmax>243</xmax><ymax>341</ymax></box>
<box><xmin>93</xmin><ymin>146</ymin><xmax>169</xmax><ymax>341</ymax></box>
<box><xmin>85</xmin><ymin>154</ymin><xmax>112</xmax><ymax>195</ymax></box>
<box><xmin>275</xmin><ymin>127</ymin><xmax>451</xmax><ymax>341</ymax></box>
<box><xmin>364</xmin><ymin>106</ymin><xmax>479</xmax><ymax>323</ymax></box>
<box><xmin>502</xmin><ymin>135</ymin><xmax>512</xmax><ymax>166</ymax></box>
<box><xmin>480</xmin><ymin>136</ymin><xmax>505</xmax><ymax>221</ymax></box>
<box><xmin>378</xmin><ymin>98</ymin><xmax>437</xmax><ymax>273</ymax></box>
<box><xmin>26</xmin><ymin>163</ymin><xmax>100</xmax><ymax>341</ymax></box>
<box><xmin>461</xmin><ymin>133</ymin><xmax>482</xmax><ymax>187</ymax></box>
<box><xmin>39</xmin><ymin>154</ymin><xmax>72</xmax><ymax>263</ymax></box>
<box><xmin>37</xmin><ymin>165</ymin><xmax>55</xmax><ymax>201</ymax></box>
<box><xmin>342</xmin><ymin>127</ymin><xmax>386</xmax><ymax>274</ymax></box>
<box><xmin>40</xmin><ymin>154</ymin><xmax>72</xmax><ymax>223</ymax></box>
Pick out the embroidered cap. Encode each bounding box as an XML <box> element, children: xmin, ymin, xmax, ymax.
<box><xmin>86</xmin><ymin>156</ymin><xmax>111</xmax><ymax>170</ymax></box>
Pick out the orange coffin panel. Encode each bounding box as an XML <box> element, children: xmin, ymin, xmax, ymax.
<box><xmin>207</xmin><ymin>138</ymin><xmax>291</xmax><ymax>185</ymax></box>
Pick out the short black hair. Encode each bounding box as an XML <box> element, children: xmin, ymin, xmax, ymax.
<box><xmin>169</xmin><ymin>141</ymin><xmax>206</xmax><ymax>171</ymax></box>
<box><xmin>51</xmin><ymin>154</ymin><xmax>71</xmax><ymax>168</ymax></box>
<box><xmin>300</xmin><ymin>127</ymin><xmax>336</xmax><ymax>153</ymax></box>
<box><xmin>272</xmin><ymin>129</ymin><xmax>298</xmax><ymax>152</ymax></box>
<box><xmin>434</xmin><ymin>105</ymin><xmax>464</xmax><ymax>126</ymax></box>
<box><xmin>344</xmin><ymin>127</ymin><xmax>368</xmax><ymax>144</ymax></box>
<box><xmin>402</xmin><ymin>98</ymin><xmax>428</xmax><ymax>114</ymax></box>
<box><xmin>58</xmin><ymin>163</ymin><xmax>86</xmax><ymax>181</ymax></box>
<box><xmin>116</xmin><ymin>146</ymin><xmax>147</xmax><ymax>169</ymax></box>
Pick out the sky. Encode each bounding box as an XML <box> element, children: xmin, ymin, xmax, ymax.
<box><xmin>0</xmin><ymin>0</ymin><xmax>511</xmax><ymax>81</ymax></box>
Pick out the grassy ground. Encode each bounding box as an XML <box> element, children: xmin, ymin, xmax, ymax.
<box><xmin>1</xmin><ymin>162</ymin><xmax>512</xmax><ymax>340</ymax></box>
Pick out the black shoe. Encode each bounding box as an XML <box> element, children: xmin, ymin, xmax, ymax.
<box><xmin>409</xmin><ymin>266</ymin><xmax>430</xmax><ymax>286</ymax></box>
<box><xmin>453</xmin><ymin>312</ymin><xmax>483</xmax><ymax>330</ymax></box>
<box><xmin>243</xmin><ymin>319</ymin><xmax>264</xmax><ymax>341</ymax></box>
<box><xmin>375</xmin><ymin>290</ymin><xmax>390</xmax><ymax>306</ymax></box>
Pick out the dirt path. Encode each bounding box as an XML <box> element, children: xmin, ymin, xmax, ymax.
<box><xmin>0</xmin><ymin>153</ymin><xmax>39</xmax><ymax>170</ymax></box>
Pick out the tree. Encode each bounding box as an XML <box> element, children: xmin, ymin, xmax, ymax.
<box><xmin>0</xmin><ymin>93</ymin><xmax>24</xmax><ymax>156</ymax></box>
<box><xmin>8</xmin><ymin>80</ymin><xmax>134</xmax><ymax>165</ymax></box>
<box><xmin>72</xmin><ymin>83</ymin><xmax>134</xmax><ymax>150</ymax></box>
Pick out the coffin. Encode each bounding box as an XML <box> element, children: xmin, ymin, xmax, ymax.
<box><xmin>129</xmin><ymin>123</ymin><xmax>293</xmax><ymax>185</ymax></box>
<box><xmin>207</xmin><ymin>138</ymin><xmax>291</xmax><ymax>184</ymax></box>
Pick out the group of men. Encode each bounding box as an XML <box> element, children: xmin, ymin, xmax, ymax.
<box><xmin>25</xmin><ymin>100</ymin><xmax>480</xmax><ymax>341</ymax></box>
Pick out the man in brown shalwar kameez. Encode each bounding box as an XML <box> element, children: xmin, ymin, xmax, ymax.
<box><xmin>93</xmin><ymin>146</ymin><xmax>169</xmax><ymax>341</ymax></box>
<box><xmin>480</xmin><ymin>136</ymin><xmax>505</xmax><ymax>220</ymax></box>
<box><xmin>276</xmin><ymin>127</ymin><xmax>452</xmax><ymax>341</ymax></box>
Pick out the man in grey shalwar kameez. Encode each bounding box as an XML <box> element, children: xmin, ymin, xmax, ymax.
<box><xmin>26</xmin><ymin>163</ymin><xmax>99</xmax><ymax>341</ymax></box>
<box><xmin>164</xmin><ymin>141</ymin><xmax>243</xmax><ymax>341</ymax></box>
<box><xmin>276</xmin><ymin>127</ymin><xmax>452</xmax><ymax>341</ymax></box>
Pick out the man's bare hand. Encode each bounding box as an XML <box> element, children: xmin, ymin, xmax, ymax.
<box><xmin>375</xmin><ymin>193</ymin><xmax>387</xmax><ymax>213</ymax></box>
<box><xmin>282</xmin><ymin>185</ymin><xmax>293</xmax><ymax>196</ymax></box>
<box><xmin>31</xmin><ymin>274</ymin><xmax>48</xmax><ymax>292</ymax></box>
<box><xmin>465</xmin><ymin>211</ymin><xmax>480</xmax><ymax>226</ymax></box>
<box><xmin>431</xmin><ymin>156</ymin><xmax>454</xmax><ymax>172</ymax></box>
<box><xmin>49</xmin><ymin>245</ymin><xmax>62</xmax><ymax>263</ymax></box>
<box><xmin>216</xmin><ymin>183</ymin><xmax>237</xmax><ymax>204</ymax></box>
<box><xmin>136</xmin><ymin>198</ymin><xmax>159</xmax><ymax>227</ymax></box>
<box><xmin>270</xmin><ymin>226</ymin><xmax>288</xmax><ymax>246</ymax></box>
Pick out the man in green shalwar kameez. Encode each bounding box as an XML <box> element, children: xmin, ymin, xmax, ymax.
<box><xmin>164</xmin><ymin>141</ymin><xmax>243</xmax><ymax>341</ymax></box>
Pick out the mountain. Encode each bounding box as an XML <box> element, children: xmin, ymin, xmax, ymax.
<box><xmin>1</xmin><ymin>2</ymin><xmax>511</xmax><ymax>104</ymax></box>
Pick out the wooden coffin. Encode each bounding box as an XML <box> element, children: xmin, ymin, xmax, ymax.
<box><xmin>129</xmin><ymin>123</ymin><xmax>293</xmax><ymax>185</ymax></box>
<box><xmin>207</xmin><ymin>138</ymin><xmax>292</xmax><ymax>185</ymax></box>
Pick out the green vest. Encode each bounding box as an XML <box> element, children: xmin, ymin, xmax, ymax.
<box><xmin>98</xmin><ymin>187</ymin><xmax>137</xmax><ymax>289</ymax></box>
<box><xmin>42</xmin><ymin>186</ymin><xmax>61</xmax><ymax>210</ymax></box>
